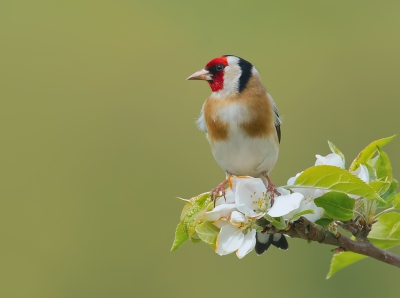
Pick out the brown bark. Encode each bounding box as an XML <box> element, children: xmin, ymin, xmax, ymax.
<box><xmin>266</xmin><ymin>217</ymin><xmax>400</xmax><ymax>268</ymax></box>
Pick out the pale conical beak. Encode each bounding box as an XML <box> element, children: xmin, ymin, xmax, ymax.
<box><xmin>187</xmin><ymin>69</ymin><xmax>213</xmax><ymax>81</ymax></box>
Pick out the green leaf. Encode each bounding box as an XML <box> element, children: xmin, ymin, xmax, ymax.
<box><xmin>254</xmin><ymin>225</ymin><xmax>264</xmax><ymax>232</ymax></box>
<box><xmin>176</xmin><ymin>197</ymin><xmax>190</xmax><ymax>203</ymax></box>
<box><xmin>195</xmin><ymin>221</ymin><xmax>219</xmax><ymax>248</ymax></box>
<box><xmin>369</xmin><ymin>212</ymin><xmax>400</xmax><ymax>242</ymax></box>
<box><xmin>394</xmin><ymin>193</ymin><xmax>400</xmax><ymax>209</ymax></box>
<box><xmin>378</xmin><ymin>179</ymin><xmax>398</xmax><ymax>208</ymax></box>
<box><xmin>265</xmin><ymin>214</ymin><xmax>286</xmax><ymax>230</ymax></box>
<box><xmin>180</xmin><ymin>192</ymin><xmax>213</xmax><ymax>239</ymax></box>
<box><xmin>327</xmin><ymin>251</ymin><xmax>366</xmax><ymax>279</ymax></box>
<box><xmin>366</xmin><ymin>155</ymin><xmax>379</xmax><ymax>169</ymax></box>
<box><xmin>365</xmin><ymin>159</ymin><xmax>377</xmax><ymax>181</ymax></box>
<box><xmin>171</xmin><ymin>222</ymin><xmax>189</xmax><ymax>251</ymax></box>
<box><xmin>327</xmin><ymin>212</ymin><xmax>400</xmax><ymax>278</ymax></box>
<box><xmin>328</xmin><ymin>141</ymin><xmax>345</xmax><ymax>165</ymax></box>
<box><xmin>315</xmin><ymin>218</ymin><xmax>333</xmax><ymax>227</ymax></box>
<box><xmin>369</xmin><ymin>181</ymin><xmax>391</xmax><ymax>196</ymax></box>
<box><xmin>314</xmin><ymin>192</ymin><xmax>355</xmax><ymax>221</ymax></box>
<box><xmin>375</xmin><ymin>147</ymin><xmax>392</xmax><ymax>182</ymax></box>
<box><xmin>349</xmin><ymin>135</ymin><xmax>396</xmax><ymax>172</ymax></box>
<box><xmin>190</xmin><ymin>236</ymin><xmax>202</xmax><ymax>243</ymax></box>
<box><xmin>292</xmin><ymin>165</ymin><xmax>384</xmax><ymax>203</ymax></box>
<box><xmin>288</xmin><ymin>209</ymin><xmax>314</xmax><ymax>222</ymax></box>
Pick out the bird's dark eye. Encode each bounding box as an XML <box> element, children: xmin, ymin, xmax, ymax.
<box><xmin>215</xmin><ymin>64</ymin><xmax>225</xmax><ymax>72</ymax></box>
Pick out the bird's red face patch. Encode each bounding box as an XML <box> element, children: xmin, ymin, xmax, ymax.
<box><xmin>205</xmin><ymin>57</ymin><xmax>228</xmax><ymax>69</ymax></box>
<box><xmin>205</xmin><ymin>56</ymin><xmax>228</xmax><ymax>92</ymax></box>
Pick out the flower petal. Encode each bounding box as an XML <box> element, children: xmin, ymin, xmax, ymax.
<box><xmin>315</xmin><ymin>153</ymin><xmax>344</xmax><ymax>168</ymax></box>
<box><xmin>285</xmin><ymin>198</ymin><xmax>324</xmax><ymax>222</ymax></box>
<box><xmin>268</xmin><ymin>193</ymin><xmax>304</xmax><ymax>217</ymax></box>
<box><xmin>215</xmin><ymin>224</ymin><xmax>244</xmax><ymax>256</ymax></box>
<box><xmin>215</xmin><ymin>188</ymin><xmax>236</xmax><ymax>206</ymax></box>
<box><xmin>301</xmin><ymin>200</ymin><xmax>324</xmax><ymax>222</ymax></box>
<box><xmin>352</xmin><ymin>164</ymin><xmax>369</xmax><ymax>184</ymax></box>
<box><xmin>235</xmin><ymin>178</ymin><xmax>267</xmax><ymax>217</ymax></box>
<box><xmin>287</xmin><ymin>173</ymin><xmax>301</xmax><ymax>185</ymax></box>
<box><xmin>230</xmin><ymin>210</ymin><xmax>247</xmax><ymax>229</ymax></box>
<box><xmin>236</xmin><ymin>229</ymin><xmax>256</xmax><ymax>259</ymax></box>
<box><xmin>228</xmin><ymin>175</ymin><xmax>253</xmax><ymax>191</ymax></box>
<box><xmin>276</xmin><ymin>187</ymin><xmax>290</xmax><ymax>196</ymax></box>
<box><xmin>203</xmin><ymin>204</ymin><xmax>236</xmax><ymax>222</ymax></box>
<box><xmin>230</xmin><ymin>210</ymin><xmax>246</xmax><ymax>223</ymax></box>
<box><xmin>213</xmin><ymin>219</ymin><xmax>229</xmax><ymax>229</ymax></box>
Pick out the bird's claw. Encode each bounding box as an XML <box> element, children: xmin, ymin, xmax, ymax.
<box><xmin>265</xmin><ymin>175</ymin><xmax>280</xmax><ymax>207</ymax></box>
<box><xmin>210</xmin><ymin>179</ymin><xmax>229</xmax><ymax>205</ymax></box>
<box><xmin>268</xmin><ymin>188</ymin><xmax>280</xmax><ymax>207</ymax></box>
<box><xmin>210</xmin><ymin>187</ymin><xmax>225</xmax><ymax>200</ymax></box>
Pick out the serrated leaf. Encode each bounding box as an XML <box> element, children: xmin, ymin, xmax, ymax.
<box><xmin>180</xmin><ymin>193</ymin><xmax>211</xmax><ymax>220</ymax></box>
<box><xmin>327</xmin><ymin>251</ymin><xmax>366</xmax><ymax>279</ymax></box>
<box><xmin>375</xmin><ymin>147</ymin><xmax>392</xmax><ymax>182</ymax></box>
<box><xmin>378</xmin><ymin>179</ymin><xmax>398</xmax><ymax>208</ymax></box>
<box><xmin>315</xmin><ymin>218</ymin><xmax>333</xmax><ymax>227</ymax></box>
<box><xmin>394</xmin><ymin>193</ymin><xmax>400</xmax><ymax>209</ymax></box>
<box><xmin>369</xmin><ymin>181</ymin><xmax>391</xmax><ymax>196</ymax></box>
<box><xmin>328</xmin><ymin>141</ymin><xmax>345</xmax><ymax>165</ymax></box>
<box><xmin>171</xmin><ymin>222</ymin><xmax>189</xmax><ymax>251</ymax></box>
<box><xmin>369</xmin><ymin>212</ymin><xmax>400</xmax><ymax>241</ymax></box>
<box><xmin>172</xmin><ymin>193</ymin><xmax>215</xmax><ymax>250</ymax></box>
<box><xmin>327</xmin><ymin>212</ymin><xmax>400</xmax><ymax>278</ymax></box>
<box><xmin>367</xmin><ymin>155</ymin><xmax>379</xmax><ymax>169</ymax></box>
<box><xmin>288</xmin><ymin>209</ymin><xmax>314</xmax><ymax>222</ymax></box>
<box><xmin>349</xmin><ymin>135</ymin><xmax>396</xmax><ymax>172</ymax></box>
<box><xmin>195</xmin><ymin>221</ymin><xmax>219</xmax><ymax>248</ymax></box>
<box><xmin>314</xmin><ymin>192</ymin><xmax>355</xmax><ymax>221</ymax></box>
<box><xmin>180</xmin><ymin>192</ymin><xmax>213</xmax><ymax>239</ymax></box>
<box><xmin>292</xmin><ymin>165</ymin><xmax>384</xmax><ymax>203</ymax></box>
<box><xmin>365</xmin><ymin>160</ymin><xmax>377</xmax><ymax>181</ymax></box>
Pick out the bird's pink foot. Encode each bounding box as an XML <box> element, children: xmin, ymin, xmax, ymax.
<box><xmin>265</xmin><ymin>174</ymin><xmax>280</xmax><ymax>206</ymax></box>
<box><xmin>210</xmin><ymin>179</ymin><xmax>229</xmax><ymax>202</ymax></box>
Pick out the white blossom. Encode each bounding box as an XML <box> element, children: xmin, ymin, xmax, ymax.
<box><xmin>204</xmin><ymin>176</ymin><xmax>267</xmax><ymax>258</ymax></box>
<box><xmin>315</xmin><ymin>152</ymin><xmax>345</xmax><ymax>168</ymax></box>
<box><xmin>351</xmin><ymin>164</ymin><xmax>369</xmax><ymax>184</ymax></box>
<box><xmin>204</xmin><ymin>176</ymin><xmax>319</xmax><ymax>258</ymax></box>
<box><xmin>215</xmin><ymin>220</ymin><xmax>256</xmax><ymax>258</ymax></box>
<box><xmin>267</xmin><ymin>188</ymin><xmax>304</xmax><ymax>218</ymax></box>
<box><xmin>285</xmin><ymin>146</ymin><xmax>371</xmax><ymax>222</ymax></box>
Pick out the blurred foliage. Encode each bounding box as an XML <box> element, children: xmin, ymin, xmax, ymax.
<box><xmin>0</xmin><ymin>0</ymin><xmax>399</xmax><ymax>297</ymax></box>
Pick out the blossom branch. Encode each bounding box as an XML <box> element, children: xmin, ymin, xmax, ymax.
<box><xmin>336</xmin><ymin>218</ymin><xmax>371</xmax><ymax>242</ymax></box>
<box><xmin>264</xmin><ymin>217</ymin><xmax>400</xmax><ymax>268</ymax></box>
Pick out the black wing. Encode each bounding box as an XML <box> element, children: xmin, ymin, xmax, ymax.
<box><xmin>268</xmin><ymin>93</ymin><xmax>281</xmax><ymax>144</ymax></box>
<box><xmin>275</xmin><ymin>124</ymin><xmax>281</xmax><ymax>143</ymax></box>
<box><xmin>255</xmin><ymin>232</ymin><xmax>288</xmax><ymax>255</ymax></box>
<box><xmin>274</xmin><ymin>107</ymin><xmax>281</xmax><ymax>143</ymax></box>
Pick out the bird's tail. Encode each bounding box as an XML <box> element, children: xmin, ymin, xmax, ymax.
<box><xmin>255</xmin><ymin>232</ymin><xmax>289</xmax><ymax>255</ymax></box>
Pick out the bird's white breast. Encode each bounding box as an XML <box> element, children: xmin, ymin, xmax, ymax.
<box><xmin>209</xmin><ymin>103</ymin><xmax>279</xmax><ymax>178</ymax></box>
<box><xmin>218</xmin><ymin>102</ymin><xmax>251</xmax><ymax>123</ymax></box>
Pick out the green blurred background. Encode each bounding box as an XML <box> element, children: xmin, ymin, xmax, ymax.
<box><xmin>1</xmin><ymin>0</ymin><xmax>399</xmax><ymax>297</ymax></box>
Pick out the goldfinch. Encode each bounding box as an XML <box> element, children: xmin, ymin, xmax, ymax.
<box><xmin>187</xmin><ymin>55</ymin><xmax>288</xmax><ymax>254</ymax></box>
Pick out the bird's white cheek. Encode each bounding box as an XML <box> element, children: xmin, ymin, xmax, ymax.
<box><xmin>225</xmin><ymin>67</ymin><xmax>241</xmax><ymax>88</ymax></box>
<box><xmin>211</xmin><ymin>64</ymin><xmax>242</xmax><ymax>98</ymax></box>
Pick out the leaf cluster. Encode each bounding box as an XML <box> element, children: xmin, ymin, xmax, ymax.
<box><xmin>289</xmin><ymin>136</ymin><xmax>400</xmax><ymax>277</ymax></box>
<box><xmin>171</xmin><ymin>136</ymin><xmax>400</xmax><ymax>278</ymax></box>
<box><xmin>171</xmin><ymin>193</ymin><xmax>215</xmax><ymax>251</ymax></box>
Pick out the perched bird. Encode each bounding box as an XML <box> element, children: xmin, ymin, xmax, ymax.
<box><xmin>187</xmin><ymin>55</ymin><xmax>288</xmax><ymax>254</ymax></box>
